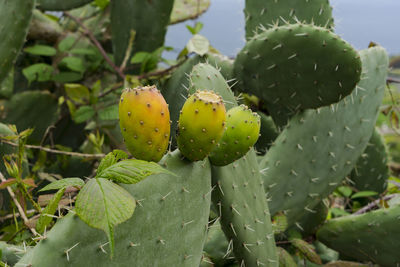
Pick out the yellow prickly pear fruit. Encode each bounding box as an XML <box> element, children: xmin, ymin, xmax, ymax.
<box><xmin>177</xmin><ymin>90</ymin><xmax>226</xmax><ymax>161</ymax></box>
<box><xmin>119</xmin><ymin>85</ymin><xmax>170</xmax><ymax>162</ymax></box>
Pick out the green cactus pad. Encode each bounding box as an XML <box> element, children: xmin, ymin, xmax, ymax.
<box><xmin>235</xmin><ymin>24</ymin><xmax>362</xmax><ymax>111</ymax></box>
<box><xmin>36</xmin><ymin>0</ymin><xmax>92</xmax><ymax>11</ymax></box>
<box><xmin>189</xmin><ymin>63</ymin><xmax>237</xmax><ymax>111</ymax></box>
<box><xmin>0</xmin><ymin>0</ymin><xmax>34</xmax><ymax>84</ymax></box>
<box><xmin>0</xmin><ymin>91</ymin><xmax>59</xmax><ymax>143</ymax></box>
<box><xmin>0</xmin><ymin>241</ymin><xmax>30</xmax><ymax>266</ymax></box>
<box><xmin>212</xmin><ymin>151</ymin><xmax>278</xmax><ymax>267</ymax></box>
<box><xmin>17</xmin><ymin>150</ymin><xmax>211</xmax><ymax>266</ymax></box>
<box><xmin>177</xmin><ymin>91</ymin><xmax>226</xmax><ymax>161</ymax></box>
<box><xmin>255</xmin><ymin>111</ymin><xmax>279</xmax><ymax>154</ymax></box>
<box><xmin>259</xmin><ymin>47</ymin><xmax>389</xmax><ymax>226</ymax></box>
<box><xmin>170</xmin><ymin>0</ymin><xmax>210</xmax><ymax>25</ymax></box>
<box><xmin>244</xmin><ymin>0</ymin><xmax>334</xmax><ymax>39</ymax></box>
<box><xmin>289</xmin><ymin>200</ymin><xmax>328</xmax><ymax>237</ymax></box>
<box><xmin>209</xmin><ymin>105</ymin><xmax>261</xmax><ymax>166</ymax></box>
<box><xmin>350</xmin><ymin>129</ymin><xmax>389</xmax><ymax>194</ymax></box>
<box><xmin>317</xmin><ymin>205</ymin><xmax>400</xmax><ymax>266</ymax></box>
<box><xmin>203</xmin><ymin>222</ymin><xmax>235</xmax><ymax>266</ymax></box>
<box><xmin>206</xmin><ymin>53</ymin><xmax>235</xmax><ymax>82</ymax></box>
<box><xmin>111</xmin><ymin>0</ymin><xmax>174</xmax><ymax>66</ymax></box>
<box><xmin>277</xmin><ymin>247</ymin><xmax>297</xmax><ymax>267</ymax></box>
<box><xmin>119</xmin><ymin>86</ymin><xmax>170</xmax><ymax>162</ymax></box>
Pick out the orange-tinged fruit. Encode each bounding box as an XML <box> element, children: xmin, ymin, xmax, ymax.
<box><xmin>119</xmin><ymin>85</ymin><xmax>170</xmax><ymax>162</ymax></box>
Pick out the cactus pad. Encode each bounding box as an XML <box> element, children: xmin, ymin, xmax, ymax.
<box><xmin>259</xmin><ymin>47</ymin><xmax>389</xmax><ymax>226</ymax></box>
<box><xmin>36</xmin><ymin>0</ymin><xmax>92</xmax><ymax>11</ymax></box>
<box><xmin>17</xmin><ymin>150</ymin><xmax>212</xmax><ymax>267</ymax></box>
<box><xmin>170</xmin><ymin>0</ymin><xmax>210</xmax><ymax>25</ymax></box>
<box><xmin>0</xmin><ymin>0</ymin><xmax>34</xmax><ymax>83</ymax></box>
<box><xmin>210</xmin><ymin>105</ymin><xmax>261</xmax><ymax>166</ymax></box>
<box><xmin>317</xmin><ymin>205</ymin><xmax>400</xmax><ymax>266</ymax></box>
<box><xmin>177</xmin><ymin>91</ymin><xmax>226</xmax><ymax>161</ymax></box>
<box><xmin>119</xmin><ymin>86</ymin><xmax>170</xmax><ymax>162</ymax></box>
<box><xmin>245</xmin><ymin>0</ymin><xmax>334</xmax><ymax>39</ymax></box>
<box><xmin>234</xmin><ymin>24</ymin><xmax>362</xmax><ymax>111</ymax></box>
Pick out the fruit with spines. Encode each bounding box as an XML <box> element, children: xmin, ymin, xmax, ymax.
<box><xmin>177</xmin><ymin>90</ymin><xmax>226</xmax><ymax>162</ymax></box>
<box><xmin>119</xmin><ymin>85</ymin><xmax>170</xmax><ymax>162</ymax></box>
<box><xmin>209</xmin><ymin>105</ymin><xmax>261</xmax><ymax>166</ymax></box>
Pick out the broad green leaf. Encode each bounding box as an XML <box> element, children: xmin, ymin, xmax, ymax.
<box><xmin>186</xmin><ymin>34</ymin><xmax>209</xmax><ymax>56</ymax></box>
<box><xmin>98</xmin><ymin>104</ymin><xmax>118</xmax><ymax>121</ymax></box>
<box><xmin>97</xmin><ymin>159</ymin><xmax>177</xmax><ymax>184</ymax></box>
<box><xmin>73</xmin><ymin>106</ymin><xmax>95</xmax><ymax>123</ymax></box>
<box><xmin>22</xmin><ymin>63</ymin><xmax>54</xmax><ymax>84</ymax></box>
<box><xmin>39</xmin><ymin>178</ymin><xmax>84</xmax><ymax>192</ymax></box>
<box><xmin>52</xmin><ymin>72</ymin><xmax>82</xmax><ymax>83</ymax></box>
<box><xmin>130</xmin><ymin>52</ymin><xmax>150</xmax><ymax>64</ymax></box>
<box><xmin>36</xmin><ymin>188</ymin><xmax>66</xmax><ymax>233</ymax></box>
<box><xmin>24</xmin><ymin>45</ymin><xmax>57</xmax><ymax>56</ymax></box>
<box><xmin>60</xmin><ymin>57</ymin><xmax>85</xmax><ymax>73</ymax></box>
<box><xmin>351</xmin><ymin>191</ymin><xmax>378</xmax><ymax>199</ymax></box>
<box><xmin>75</xmin><ymin>178</ymin><xmax>135</xmax><ymax>257</ymax></box>
<box><xmin>64</xmin><ymin>83</ymin><xmax>90</xmax><ymax>104</ymax></box>
<box><xmin>58</xmin><ymin>36</ymin><xmax>76</xmax><ymax>52</ymax></box>
<box><xmin>336</xmin><ymin>186</ymin><xmax>353</xmax><ymax>197</ymax></box>
<box><xmin>96</xmin><ymin>150</ymin><xmax>128</xmax><ymax>176</ymax></box>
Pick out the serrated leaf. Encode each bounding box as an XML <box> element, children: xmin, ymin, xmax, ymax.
<box><xmin>39</xmin><ymin>178</ymin><xmax>84</xmax><ymax>192</ymax></box>
<box><xmin>36</xmin><ymin>188</ymin><xmax>66</xmax><ymax>233</ymax></box>
<box><xmin>24</xmin><ymin>45</ymin><xmax>57</xmax><ymax>56</ymax></box>
<box><xmin>75</xmin><ymin>178</ymin><xmax>136</xmax><ymax>257</ymax></box>
<box><xmin>22</xmin><ymin>63</ymin><xmax>54</xmax><ymax>84</ymax></box>
<box><xmin>186</xmin><ymin>34</ymin><xmax>209</xmax><ymax>56</ymax></box>
<box><xmin>73</xmin><ymin>106</ymin><xmax>95</xmax><ymax>123</ymax></box>
<box><xmin>97</xmin><ymin>159</ymin><xmax>176</xmax><ymax>184</ymax></box>
<box><xmin>351</xmin><ymin>191</ymin><xmax>378</xmax><ymax>199</ymax></box>
<box><xmin>96</xmin><ymin>150</ymin><xmax>128</xmax><ymax>176</ymax></box>
<box><xmin>98</xmin><ymin>104</ymin><xmax>119</xmax><ymax>121</ymax></box>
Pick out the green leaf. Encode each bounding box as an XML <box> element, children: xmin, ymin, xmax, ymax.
<box><xmin>75</xmin><ymin>178</ymin><xmax>135</xmax><ymax>257</ymax></box>
<box><xmin>39</xmin><ymin>178</ymin><xmax>84</xmax><ymax>192</ymax></box>
<box><xmin>95</xmin><ymin>0</ymin><xmax>110</xmax><ymax>9</ymax></box>
<box><xmin>98</xmin><ymin>104</ymin><xmax>118</xmax><ymax>121</ymax></box>
<box><xmin>186</xmin><ymin>22</ymin><xmax>203</xmax><ymax>34</ymax></box>
<box><xmin>60</xmin><ymin>57</ymin><xmax>85</xmax><ymax>73</ymax></box>
<box><xmin>336</xmin><ymin>186</ymin><xmax>353</xmax><ymax>197</ymax></box>
<box><xmin>24</xmin><ymin>45</ymin><xmax>57</xmax><ymax>56</ymax></box>
<box><xmin>351</xmin><ymin>191</ymin><xmax>378</xmax><ymax>199</ymax></box>
<box><xmin>329</xmin><ymin>207</ymin><xmax>350</xmax><ymax>218</ymax></box>
<box><xmin>70</xmin><ymin>48</ymin><xmax>97</xmax><ymax>56</ymax></box>
<box><xmin>130</xmin><ymin>52</ymin><xmax>150</xmax><ymax>64</ymax></box>
<box><xmin>96</xmin><ymin>150</ymin><xmax>128</xmax><ymax>176</ymax></box>
<box><xmin>36</xmin><ymin>188</ymin><xmax>66</xmax><ymax>233</ymax></box>
<box><xmin>58</xmin><ymin>36</ymin><xmax>76</xmax><ymax>52</ymax></box>
<box><xmin>186</xmin><ymin>34</ymin><xmax>209</xmax><ymax>56</ymax></box>
<box><xmin>97</xmin><ymin>159</ymin><xmax>177</xmax><ymax>184</ymax></box>
<box><xmin>73</xmin><ymin>106</ymin><xmax>95</xmax><ymax>123</ymax></box>
<box><xmin>52</xmin><ymin>72</ymin><xmax>82</xmax><ymax>83</ymax></box>
<box><xmin>22</xmin><ymin>63</ymin><xmax>54</xmax><ymax>84</ymax></box>
<box><xmin>64</xmin><ymin>83</ymin><xmax>90</xmax><ymax>104</ymax></box>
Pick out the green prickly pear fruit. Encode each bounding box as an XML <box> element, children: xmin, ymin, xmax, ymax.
<box><xmin>209</xmin><ymin>105</ymin><xmax>260</xmax><ymax>166</ymax></box>
<box><xmin>119</xmin><ymin>85</ymin><xmax>170</xmax><ymax>162</ymax></box>
<box><xmin>177</xmin><ymin>90</ymin><xmax>226</xmax><ymax>161</ymax></box>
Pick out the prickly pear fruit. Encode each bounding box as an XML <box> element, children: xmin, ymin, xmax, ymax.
<box><xmin>209</xmin><ymin>105</ymin><xmax>260</xmax><ymax>166</ymax></box>
<box><xmin>119</xmin><ymin>86</ymin><xmax>170</xmax><ymax>162</ymax></box>
<box><xmin>177</xmin><ymin>90</ymin><xmax>226</xmax><ymax>161</ymax></box>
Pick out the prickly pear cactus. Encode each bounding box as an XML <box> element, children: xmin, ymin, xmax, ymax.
<box><xmin>0</xmin><ymin>241</ymin><xmax>29</xmax><ymax>266</ymax></box>
<box><xmin>119</xmin><ymin>86</ymin><xmax>170</xmax><ymax>162</ymax></box>
<box><xmin>0</xmin><ymin>0</ymin><xmax>34</xmax><ymax>84</ymax></box>
<box><xmin>234</xmin><ymin>24</ymin><xmax>362</xmax><ymax>112</ymax></box>
<box><xmin>255</xmin><ymin>112</ymin><xmax>279</xmax><ymax>154</ymax></box>
<box><xmin>170</xmin><ymin>0</ymin><xmax>210</xmax><ymax>25</ymax></box>
<box><xmin>177</xmin><ymin>91</ymin><xmax>226</xmax><ymax>161</ymax></box>
<box><xmin>212</xmin><ymin>151</ymin><xmax>278</xmax><ymax>267</ymax></box>
<box><xmin>17</xmin><ymin>150</ymin><xmax>212</xmax><ymax>267</ymax></box>
<box><xmin>111</xmin><ymin>0</ymin><xmax>174</xmax><ymax>66</ymax></box>
<box><xmin>244</xmin><ymin>0</ymin><xmax>334</xmax><ymax>39</ymax></box>
<box><xmin>209</xmin><ymin>105</ymin><xmax>261</xmax><ymax>166</ymax></box>
<box><xmin>36</xmin><ymin>0</ymin><xmax>92</xmax><ymax>11</ymax></box>
<box><xmin>259</xmin><ymin>47</ymin><xmax>389</xmax><ymax>226</ymax></box>
<box><xmin>317</xmin><ymin>205</ymin><xmax>400</xmax><ymax>266</ymax></box>
<box><xmin>350</xmin><ymin>129</ymin><xmax>389</xmax><ymax>193</ymax></box>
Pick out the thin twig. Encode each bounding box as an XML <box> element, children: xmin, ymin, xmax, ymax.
<box><xmin>1</xmin><ymin>140</ymin><xmax>105</xmax><ymax>158</ymax></box>
<box><xmin>63</xmin><ymin>12</ymin><xmax>125</xmax><ymax>80</ymax></box>
<box><xmin>353</xmin><ymin>194</ymin><xmax>396</xmax><ymax>215</ymax></box>
<box><xmin>0</xmin><ymin>209</ymin><xmax>36</xmax><ymax>222</ymax></box>
<box><xmin>387</xmin><ymin>77</ymin><xmax>400</xmax><ymax>84</ymax></box>
<box><xmin>0</xmin><ymin>171</ymin><xmax>39</xmax><ymax>236</ymax></box>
